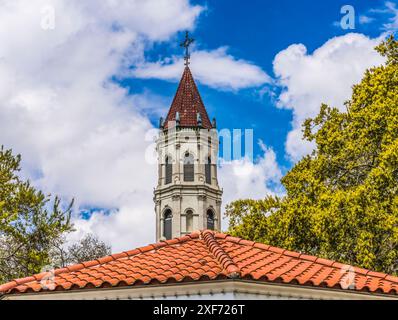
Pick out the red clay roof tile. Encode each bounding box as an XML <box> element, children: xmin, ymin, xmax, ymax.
<box><xmin>1</xmin><ymin>230</ymin><xmax>398</xmax><ymax>297</ymax></box>
<box><xmin>253</xmin><ymin>243</ymin><xmax>270</xmax><ymax>250</ymax></box>
<box><xmin>81</xmin><ymin>260</ymin><xmax>98</xmax><ymax>268</ymax></box>
<box><xmin>295</xmin><ymin>264</ymin><xmax>322</xmax><ymax>284</ymax></box>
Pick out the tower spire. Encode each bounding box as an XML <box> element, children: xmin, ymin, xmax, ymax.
<box><xmin>163</xmin><ymin>66</ymin><xmax>212</xmax><ymax>129</ymax></box>
<box><xmin>161</xmin><ymin>32</ymin><xmax>212</xmax><ymax>130</ymax></box>
<box><xmin>180</xmin><ymin>31</ymin><xmax>194</xmax><ymax>66</ymax></box>
<box><xmin>154</xmin><ymin>33</ymin><xmax>222</xmax><ymax>242</ymax></box>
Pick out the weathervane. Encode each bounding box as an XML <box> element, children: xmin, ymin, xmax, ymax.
<box><xmin>180</xmin><ymin>31</ymin><xmax>194</xmax><ymax>66</ymax></box>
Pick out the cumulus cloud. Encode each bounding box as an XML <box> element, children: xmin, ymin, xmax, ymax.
<box><xmin>219</xmin><ymin>143</ymin><xmax>282</xmax><ymax>202</ymax></box>
<box><xmin>0</xmin><ymin>0</ymin><xmax>280</xmax><ymax>253</ymax></box>
<box><xmin>273</xmin><ymin>33</ymin><xmax>385</xmax><ymax>161</ymax></box>
<box><xmin>0</xmin><ymin>0</ymin><xmax>203</xmax><ymax>252</ymax></box>
<box><xmin>218</xmin><ymin>141</ymin><xmax>283</xmax><ymax>230</ymax></box>
<box><xmin>132</xmin><ymin>47</ymin><xmax>272</xmax><ymax>90</ymax></box>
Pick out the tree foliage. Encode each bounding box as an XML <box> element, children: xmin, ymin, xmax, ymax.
<box><xmin>51</xmin><ymin>233</ymin><xmax>111</xmax><ymax>268</ymax></box>
<box><xmin>226</xmin><ymin>36</ymin><xmax>398</xmax><ymax>274</ymax></box>
<box><xmin>0</xmin><ymin>146</ymin><xmax>74</xmax><ymax>283</ymax></box>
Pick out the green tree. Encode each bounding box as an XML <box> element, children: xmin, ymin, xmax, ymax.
<box><xmin>226</xmin><ymin>35</ymin><xmax>398</xmax><ymax>274</ymax></box>
<box><xmin>0</xmin><ymin>146</ymin><xmax>74</xmax><ymax>283</ymax></box>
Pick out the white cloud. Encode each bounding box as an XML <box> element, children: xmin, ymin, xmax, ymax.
<box><xmin>132</xmin><ymin>47</ymin><xmax>271</xmax><ymax>90</ymax></box>
<box><xmin>359</xmin><ymin>15</ymin><xmax>375</xmax><ymax>25</ymax></box>
<box><xmin>68</xmin><ymin>203</ymin><xmax>157</xmax><ymax>253</ymax></box>
<box><xmin>4</xmin><ymin>0</ymin><xmax>388</xmax><ymax>255</ymax></box>
<box><xmin>0</xmin><ymin>0</ymin><xmax>203</xmax><ymax>252</ymax></box>
<box><xmin>384</xmin><ymin>1</ymin><xmax>398</xmax><ymax>31</ymax></box>
<box><xmin>273</xmin><ymin>33</ymin><xmax>385</xmax><ymax>161</ymax></box>
<box><xmin>360</xmin><ymin>1</ymin><xmax>398</xmax><ymax>32</ymax></box>
<box><xmin>0</xmin><ymin>0</ymin><xmax>280</xmax><ymax>254</ymax></box>
<box><xmin>218</xmin><ymin>142</ymin><xmax>283</xmax><ymax>231</ymax></box>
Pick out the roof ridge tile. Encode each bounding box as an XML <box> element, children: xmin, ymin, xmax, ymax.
<box><xmin>138</xmin><ymin>245</ymin><xmax>156</xmax><ymax>253</ymax></box>
<box><xmin>202</xmin><ymin>230</ymin><xmax>240</xmax><ymax>278</ymax></box>
<box><xmin>97</xmin><ymin>256</ymin><xmax>114</xmax><ymax>264</ymax></box>
<box><xmin>81</xmin><ymin>260</ymin><xmax>99</xmax><ymax>268</ymax></box>
<box><xmin>111</xmin><ymin>252</ymin><xmax>128</xmax><ymax>260</ymax></box>
<box><xmin>267</xmin><ymin>246</ymin><xmax>285</xmax><ymax>254</ymax></box>
<box><xmin>123</xmin><ymin>249</ymin><xmax>140</xmax><ymax>256</ymax></box>
<box><xmin>14</xmin><ymin>276</ymin><xmax>35</xmax><ymax>285</ymax></box>
<box><xmin>238</xmin><ymin>239</ymin><xmax>256</xmax><ymax>246</ymax></box>
<box><xmin>314</xmin><ymin>257</ymin><xmax>335</xmax><ymax>267</ymax></box>
<box><xmin>66</xmin><ymin>264</ymin><xmax>85</xmax><ymax>272</ymax></box>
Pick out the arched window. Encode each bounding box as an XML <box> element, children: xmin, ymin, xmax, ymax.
<box><xmin>205</xmin><ymin>156</ymin><xmax>211</xmax><ymax>184</ymax></box>
<box><xmin>163</xmin><ymin>209</ymin><xmax>172</xmax><ymax>240</ymax></box>
<box><xmin>186</xmin><ymin>210</ymin><xmax>193</xmax><ymax>232</ymax></box>
<box><xmin>165</xmin><ymin>156</ymin><xmax>172</xmax><ymax>185</ymax></box>
<box><xmin>184</xmin><ymin>153</ymin><xmax>194</xmax><ymax>182</ymax></box>
<box><xmin>207</xmin><ymin>210</ymin><xmax>215</xmax><ymax>230</ymax></box>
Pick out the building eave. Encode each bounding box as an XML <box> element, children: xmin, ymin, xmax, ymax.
<box><xmin>2</xmin><ymin>279</ymin><xmax>396</xmax><ymax>300</ymax></box>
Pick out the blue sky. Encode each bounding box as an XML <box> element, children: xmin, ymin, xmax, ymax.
<box><xmin>122</xmin><ymin>0</ymin><xmax>396</xmax><ymax>172</ymax></box>
<box><xmin>0</xmin><ymin>0</ymin><xmax>397</xmax><ymax>250</ymax></box>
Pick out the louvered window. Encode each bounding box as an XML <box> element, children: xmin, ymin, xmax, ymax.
<box><xmin>184</xmin><ymin>153</ymin><xmax>194</xmax><ymax>182</ymax></box>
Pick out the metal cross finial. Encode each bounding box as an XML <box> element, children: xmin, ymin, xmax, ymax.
<box><xmin>180</xmin><ymin>31</ymin><xmax>194</xmax><ymax>66</ymax></box>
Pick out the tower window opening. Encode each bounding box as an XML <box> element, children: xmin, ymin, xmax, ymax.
<box><xmin>184</xmin><ymin>153</ymin><xmax>194</xmax><ymax>182</ymax></box>
<box><xmin>165</xmin><ymin>156</ymin><xmax>172</xmax><ymax>185</ymax></box>
<box><xmin>207</xmin><ymin>210</ymin><xmax>215</xmax><ymax>230</ymax></box>
<box><xmin>186</xmin><ymin>210</ymin><xmax>193</xmax><ymax>232</ymax></box>
<box><xmin>205</xmin><ymin>156</ymin><xmax>211</xmax><ymax>184</ymax></box>
<box><xmin>163</xmin><ymin>209</ymin><xmax>172</xmax><ymax>240</ymax></box>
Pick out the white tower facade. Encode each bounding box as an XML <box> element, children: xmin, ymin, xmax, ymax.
<box><xmin>154</xmin><ymin>67</ymin><xmax>223</xmax><ymax>241</ymax></box>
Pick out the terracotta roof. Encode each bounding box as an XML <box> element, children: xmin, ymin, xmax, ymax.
<box><xmin>1</xmin><ymin>230</ymin><xmax>398</xmax><ymax>296</ymax></box>
<box><xmin>163</xmin><ymin>67</ymin><xmax>212</xmax><ymax>129</ymax></box>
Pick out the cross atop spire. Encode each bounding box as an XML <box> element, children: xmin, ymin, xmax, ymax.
<box><xmin>180</xmin><ymin>31</ymin><xmax>194</xmax><ymax>66</ymax></box>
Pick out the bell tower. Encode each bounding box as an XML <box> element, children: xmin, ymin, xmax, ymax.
<box><xmin>154</xmin><ymin>33</ymin><xmax>222</xmax><ymax>241</ymax></box>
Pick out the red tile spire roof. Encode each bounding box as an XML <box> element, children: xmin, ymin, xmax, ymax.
<box><xmin>1</xmin><ymin>230</ymin><xmax>398</xmax><ymax>296</ymax></box>
<box><xmin>163</xmin><ymin>67</ymin><xmax>213</xmax><ymax>129</ymax></box>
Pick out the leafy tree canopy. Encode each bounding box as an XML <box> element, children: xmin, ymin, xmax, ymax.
<box><xmin>0</xmin><ymin>146</ymin><xmax>74</xmax><ymax>283</ymax></box>
<box><xmin>226</xmin><ymin>35</ymin><xmax>398</xmax><ymax>274</ymax></box>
